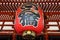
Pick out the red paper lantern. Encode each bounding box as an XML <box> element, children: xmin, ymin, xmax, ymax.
<box><xmin>14</xmin><ymin>3</ymin><xmax>44</xmax><ymax>36</ymax></box>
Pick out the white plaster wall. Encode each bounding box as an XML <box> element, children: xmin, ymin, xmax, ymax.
<box><xmin>0</xmin><ymin>22</ymin><xmax>59</xmax><ymax>30</ymax></box>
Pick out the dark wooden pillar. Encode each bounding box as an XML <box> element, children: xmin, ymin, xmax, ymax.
<box><xmin>44</xmin><ymin>32</ymin><xmax>48</xmax><ymax>40</ymax></box>
<box><xmin>12</xmin><ymin>32</ymin><xmax>16</xmax><ymax>40</ymax></box>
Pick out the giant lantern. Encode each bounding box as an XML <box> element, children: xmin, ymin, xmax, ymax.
<box><xmin>14</xmin><ymin>3</ymin><xmax>44</xmax><ymax>39</ymax></box>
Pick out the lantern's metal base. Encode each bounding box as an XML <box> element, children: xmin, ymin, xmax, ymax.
<box><xmin>22</xmin><ymin>35</ymin><xmax>35</xmax><ymax>40</ymax></box>
<box><xmin>22</xmin><ymin>30</ymin><xmax>36</xmax><ymax>40</ymax></box>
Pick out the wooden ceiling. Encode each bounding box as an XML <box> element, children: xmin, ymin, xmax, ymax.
<box><xmin>0</xmin><ymin>0</ymin><xmax>60</xmax><ymax>12</ymax></box>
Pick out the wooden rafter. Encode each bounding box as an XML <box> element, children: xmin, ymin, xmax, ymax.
<box><xmin>0</xmin><ymin>0</ymin><xmax>60</xmax><ymax>12</ymax></box>
<box><xmin>0</xmin><ymin>0</ymin><xmax>60</xmax><ymax>3</ymax></box>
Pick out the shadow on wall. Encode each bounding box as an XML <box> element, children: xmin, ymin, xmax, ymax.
<box><xmin>49</xmin><ymin>36</ymin><xmax>60</xmax><ymax>40</ymax></box>
<box><xmin>0</xmin><ymin>35</ymin><xmax>60</xmax><ymax>40</ymax></box>
<box><xmin>0</xmin><ymin>35</ymin><xmax>12</xmax><ymax>40</ymax></box>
